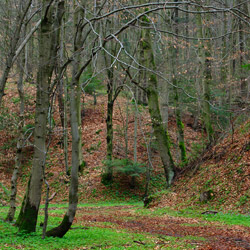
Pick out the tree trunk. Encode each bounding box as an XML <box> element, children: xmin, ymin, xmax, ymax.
<box><xmin>125</xmin><ymin>98</ymin><xmax>129</xmax><ymax>159</ymax></box>
<box><xmin>16</xmin><ymin>0</ymin><xmax>64</xmax><ymax>233</ymax></box>
<box><xmin>196</xmin><ymin>8</ymin><xmax>214</xmax><ymax>144</ymax></box>
<box><xmin>46</xmin><ymin>73</ymin><xmax>80</xmax><ymax>238</ymax></box>
<box><xmin>64</xmin><ymin>76</ymin><xmax>69</xmax><ymax>175</ymax></box>
<box><xmin>103</xmin><ymin>20</ymin><xmax>116</xmax><ymax>183</ymax></box>
<box><xmin>174</xmin><ymin>83</ymin><xmax>187</xmax><ymax>163</ymax></box>
<box><xmin>172</xmin><ymin>2</ymin><xmax>187</xmax><ymax>164</ymax></box>
<box><xmin>141</xmin><ymin>15</ymin><xmax>175</xmax><ymax>187</ymax></box>
<box><xmin>105</xmin><ymin>73</ymin><xmax>114</xmax><ymax>182</ymax></box>
<box><xmin>72</xmin><ymin>0</ymin><xmax>84</xmax><ymax>167</ymax></box>
<box><xmin>5</xmin><ymin>55</ymin><xmax>25</xmax><ymax>222</ymax></box>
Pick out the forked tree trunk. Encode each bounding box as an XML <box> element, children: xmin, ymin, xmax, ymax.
<box><xmin>16</xmin><ymin>0</ymin><xmax>64</xmax><ymax>233</ymax></box>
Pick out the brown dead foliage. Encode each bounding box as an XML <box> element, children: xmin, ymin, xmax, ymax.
<box><xmin>155</xmin><ymin>120</ymin><xmax>250</xmax><ymax>213</ymax></box>
<box><xmin>73</xmin><ymin>205</ymin><xmax>250</xmax><ymax>249</ymax></box>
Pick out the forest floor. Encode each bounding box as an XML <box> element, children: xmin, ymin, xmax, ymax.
<box><xmin>72</xmin><ymin>204</ymin><xmax>250</xmax><ymax>249</ymax></box>
<box><xmin>1</xmin><ymin>202</ymin><xmax>250</xmax><ymax>249</ymax></box>
<box><xmin>0</xmin><ymin>82</ymin><xmax>250</xmax><ymax>249</ymax></box>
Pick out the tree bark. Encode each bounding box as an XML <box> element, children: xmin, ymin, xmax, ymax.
<box><xmin>46</xmin><ymin>54</ymin><xmax>80</xmax><ymax>239</ymax></box>
<box><xmin>16</xmin><ymin>0</ymin><xmax>64</xmax><ymax>233</ymax></box>
<box><xmin>196</xmin><ymin>6</ymin><xmax>214</xmax><ymax>144</ymax></box>
<box><xmin>5</xmin><ymin>54</ymin><xmax>25</xmax><ymax>222</ymax></box>
<box><xmin>141</xmin><ymin>15</ymin><xmax>175</xmax><ymax>187</ymax></box>
<box><xmin>172</xmin><ymin>2</ymin><xmax>187</xmax><ymax>164</ymax></box>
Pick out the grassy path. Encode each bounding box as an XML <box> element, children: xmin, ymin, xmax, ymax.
<box><xmin>1</xmin><ymin>202</ymin><xmax>250</xmax><ymax>249</ymax></box>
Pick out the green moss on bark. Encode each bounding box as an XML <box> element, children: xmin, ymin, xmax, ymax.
<box><xmin>18</xmin><ymin>199</ymin><xmax>38</xmax><ymax>233</ymax></box>
<box><xmin>179</xmin><ymin>141</ymin><xmax>187</xmax><ymax>163</ymax></box>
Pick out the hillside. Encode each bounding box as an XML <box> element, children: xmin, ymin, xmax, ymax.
<box><xmin>151</xmin><ymin>120</ymin><xmax>250</xmax><ymax>213</ymax></box>
<box><xmin>0</xmin><ymin>82</ymin><xmax>249</xmax><ymax>214</ymax></box>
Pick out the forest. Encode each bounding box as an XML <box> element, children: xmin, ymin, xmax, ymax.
<box><xmin>0</xmin><ymin>0</ymin><xmax>249</xmax><ymax>249</ymax></box>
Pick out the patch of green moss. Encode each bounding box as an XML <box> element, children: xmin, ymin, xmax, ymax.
<box><xmin>18</xmin><ymin>200</ymin><xmax>38</xmax><ymax>233</ymax></box>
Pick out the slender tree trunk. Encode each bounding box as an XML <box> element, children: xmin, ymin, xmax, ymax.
<box><xmin>133</xmin><ymin>88</ymin><xmax>138</xmax><ymax>163</ymax></box>
<box><xmin>72</xmin><ymin>1</ymin><xmax>84</xmax><ymax>166</ymax></box>
<box><xmin>58</xmin><ymin>81</ymin><xmax>64</xmax><ymax>128</ymax></box>
<box><xmin>196</xmin><ymin>8</ymin><xmax>214</xmax><ymax>144</ymax></box>
<box><xmin>125</xmin><ymin>98</ymin><xmax>129</xmax><ymax>159</ymax></box>
<box><xmin>220</xmin><ymin>10</ymin><xmax>228</xmax><ymax>104</ymax></box>
<box><xmin>46</xmin><ymin>73</ymin><xmax>80</xmax><ymax>238</ymax></box>
<box><xmin>103</xmin><ymin>21</ymin><xmax>116</xmax><ymax>182</ymax></box>
<box><xmin>144</xmin><ymin>131</ymin><xmax>153</xmax><ymax>205</ymax></box>
<box><xmin>174</xmin><ymin>84</ymin><xmax>186</xmax><ymax>163</ymax></box>
<box><xmin>16</xmin><ymin>0</ymin><xmax>64</xmax><ymax>232</ymax></box>
<box><xmin>173</xmin><ymin>2</ymin><xmax>186</xmax><ymax>164</ymax></box>
<box><xmin>105</xmin><ymin>70</ymin><xmax>114</xmax><ymax>181</ymax></box>
<box><xmin>5</xmin><ymin>54</ymin><xmax>25</xmax><ymax>222</ymax></box>
<box><xmin>239</xmin><ymin>11</ymin><xmax>246</xmax><ymax>98</ymax></box>
<box><xmin>64</xmin><ymin>76</ymin><xmax>69</xmax><ymax>175</ymax></box>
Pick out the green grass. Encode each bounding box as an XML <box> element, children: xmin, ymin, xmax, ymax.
<box><xmin>0</xmin><ymin>202</ymin><xmax>249</xmax><ymax>249</ymax></box>
<box><xmin>0</xmin><ymin>220</ymin><xmax>157</xmax><ymax>250</ymax></box>
<box><xmin>136</xmin><ymin>206</ymin><xmax>250</xmax><ymax>227</ymax></box>
<box><xmin>0</xmin><ymin>203</ymin><xmax>195</xmax><ymax>250</ymax></box>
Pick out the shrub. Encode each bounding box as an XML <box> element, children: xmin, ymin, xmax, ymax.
<box><xmin>102</xmin><ymin>159</ymin><xmax>146</xmax><ymax>187</ymax></box>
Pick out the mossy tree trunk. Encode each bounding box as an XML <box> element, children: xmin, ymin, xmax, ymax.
<box><xmin>16</xmin><ymin>0</ymin><xmax>64</xmax><ymax>233</ymax></box>
<box><xmin>141</xmin><ymin>15</ymin><xmax>175</xmax><ymax>187</ymax></box>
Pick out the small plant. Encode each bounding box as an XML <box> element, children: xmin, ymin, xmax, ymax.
<box><xmin>239</xmin><ymin>122</ymin><xmax>250</xmax><ymax>135</ymax></box>
<box><xmin>237</xmin><ymin>194</ymin><xmax>249</xmax><ymax>206</ymax></box>
<box><xmin>86</xmin><ymin>141</ymin><xmax>101</xmax><ymax>153</ymax></box>
<box><xmin>190</xmin><ymin>142</ymin><xmax>204</xmax><ymax>158</ymax></box>
<box><xmin>79</xmin><ymin>160</ymin><xmax>87</xmax><ymax>173</ymax></box>
<box><xmin>114</xmin><ymin>159</ymin><xmax>146</xmax><ymax>177</ymax></box>
<box><xmin>0</xmin><ymin>107</ymin><xmax>18</xmax><ymax>131</ymax></box>
<box><xmin>11</xmin><ymin>97</ymin><xmax>20</xmax><ymax>104</ymax></box>
<box><xmin>102</xmin><ymin>159</ymin><xmax>146</xmax><ymax>187</ymax></box>
<box><xmin>81</xmin><ymin>69</ymin><xmax>104</xmax><ymax>105</ymax></box>
<box><xmin>95</xmin><ymin>129</ymin><xmax>102</xmax><ymax>135</ymax></box>
<box><xmin>22</xmin><ymin>123</ymin><xmax>35</xmax><ymax>133</ymax></box>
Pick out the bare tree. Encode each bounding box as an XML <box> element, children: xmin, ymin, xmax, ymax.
<box><xmin>0</xmin><ymin>0</ymin><xmax>33</xmax><ymax>105</ymax></box>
